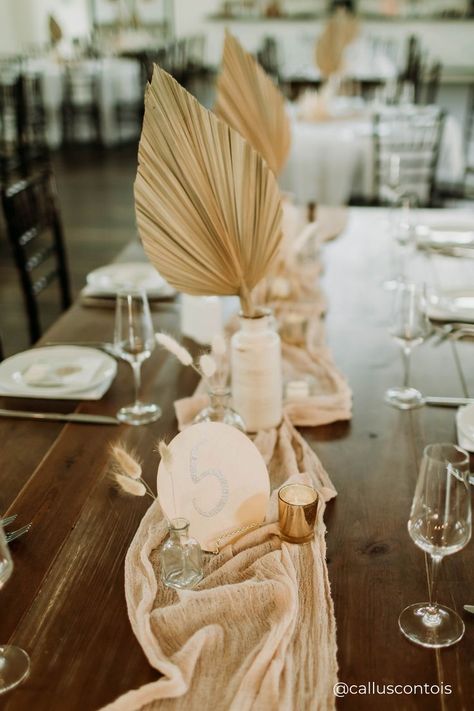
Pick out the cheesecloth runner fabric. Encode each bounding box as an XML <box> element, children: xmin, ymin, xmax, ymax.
<box><xmin>101</xmin><ymin>205</ymin><xmax>351</xmax><ymax>711</ymax></box>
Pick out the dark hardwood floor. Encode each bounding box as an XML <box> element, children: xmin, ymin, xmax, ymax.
<box><xmin>0</xmin><ymin>144</ymin><xmax>139</xmax><ymax>357</ymax></box>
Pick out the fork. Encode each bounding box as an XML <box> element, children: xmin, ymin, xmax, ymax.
<box><xmin>0</xmin><ymin>514</ymin><xmax>18</xmax><ymax>527</ymax></box>
<box><xmin>433</xmin><ymin>323</ymin><xmax>474</xmax><ymax>345</ymax></box>
<box><xmin>5</xmin><ymin>523</ymin><xmax>32</xmax><ymax>543</ymax></box>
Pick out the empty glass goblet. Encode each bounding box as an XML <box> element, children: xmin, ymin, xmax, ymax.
<box><xmin>0</xmin><ymin>526</ymin><xmax>30</xmax><ymax>694</ymax></box>
<box><xmin>399</xmin><ymin>443</ymin><xmax>472</xmax><ymax>648</ymax></box>
<box><xmin>385</xmin><ymin>281</ymin><xmax>431</xmax><ymax>410</ymax></box>
<box><xmin>114</xmin><ymin>289</ymin><xmax>162</xmax><ymax>426</ymax></box>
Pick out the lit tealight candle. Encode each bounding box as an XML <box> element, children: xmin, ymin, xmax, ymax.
<box><xmin>278</xmin><ymin>483</ymin><xmax>318</xmax><ymax>543</ymax></box>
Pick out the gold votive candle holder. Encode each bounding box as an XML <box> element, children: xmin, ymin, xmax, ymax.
<box><xmin>278</xmin><ymin>483</ymin><xmax>318</xmax><ymax>543</ymax></box>
<box><xmin>279</xmin><ymin>312</ymin><xmax>309</xmax><ymax>346</ymax></box>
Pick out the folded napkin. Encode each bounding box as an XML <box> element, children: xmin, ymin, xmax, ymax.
<box><xmin>22</xmin><ymin>354</ymin><xmax>104</xmax><ymax>389</ymax></box>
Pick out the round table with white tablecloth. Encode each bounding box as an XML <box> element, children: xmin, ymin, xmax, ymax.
<box><xmin>279</xmin><ymin>101</ymin><xmax>464</xmax><ymax>206</ymax></box>
<box><xmin>24</xmin><ymin>56</ymin><xmax>143</xmax><ymax>148</ymax></box>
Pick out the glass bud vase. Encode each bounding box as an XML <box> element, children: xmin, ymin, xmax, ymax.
<box><xmin>160</xmin><ymin>518</ymin><xmax>203</xmax><ymax>590</ymax></box>
<box><xmin>231</xmin><ymin>308</ymin><xmax>283</xmax><ymax>432</ymax></box>
<box><xmin>193</xmin><ymin>387</ymin><xmax>245</xmax><ymax>431</ymax></box>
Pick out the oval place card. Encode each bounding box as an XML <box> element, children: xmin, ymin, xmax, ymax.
<box><xmin>157</xmin><ymin>422</ymin><xmax>270</xmax><ymax>552</ymax></box>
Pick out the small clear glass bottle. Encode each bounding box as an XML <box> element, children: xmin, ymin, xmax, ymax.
<box><xmin>193</xmin><ymin>387</ymin><xmax>245</xmax><ymax>431</ymax></box>
<box><xmin>160</xmin><ymin>518</ymin><xmax>203</xmax><ymax>590</ymax></box>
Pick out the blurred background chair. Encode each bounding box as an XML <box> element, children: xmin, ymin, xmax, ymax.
<box><xmin>372</xmin><ymin>107</ymin><xmax>445</xmax><ymax>207</ymax></box>
<box><xmin>423</xmin><ymin>61</ymin><xmax>442</xmax><ymax>106</ymax></box>
<box><xmin>397</xmin><ymin>35</ymin><xmax>423</xmax><ymax>105</ymax></box>
<box><xmin>62</xmin><ymin>64</ymin><xmax>101</xmax><ymax>145</ymax></box>
<box><xmin>464</xmin><ymin>84</ymin><xmax>474</xmax><ymax>198</ymax></box>
<box><xmin>2</xmin><ymin>170</ymin><xmax>71</xmax><ymax>343</ymax></box>
<box><xmin>0</xmin><ymin>70</ymin><xmax>49</xmax><ymax>186</ymax></box>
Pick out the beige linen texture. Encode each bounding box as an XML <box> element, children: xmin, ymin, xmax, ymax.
<box><xmin>101</xmin><ymin>208</ymin><xmax>351</xmax><ymax>711</ymax></box>
<box><xmin>102</xmin><ymin>418</ymin><xmax>338</xmax><ymax>711</ymax></box>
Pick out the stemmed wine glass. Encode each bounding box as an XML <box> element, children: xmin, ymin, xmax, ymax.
<box><xmin>114</xmin><ymin>289</ymin><xmax>162</xmax><ymax>426</ymax></box>
<box><xmin>399</xmin><ymin>443</ymin><xmax>472</xmax><ymax>648</ymax></box>
<box><xmin>0</xmin><ymin>526</ymin><xmax>30</xmax><ymax>693</ymax></box>
<box><xmin>385</xmin><ymin>281</ymin><xmax>431</xmax><ymax>410</ymax></box>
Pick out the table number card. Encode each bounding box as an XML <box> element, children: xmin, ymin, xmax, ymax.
<box><xmin>157</xmin><ymin>423</ymin><xmax>270</xmax><ymax>552</ymax></box>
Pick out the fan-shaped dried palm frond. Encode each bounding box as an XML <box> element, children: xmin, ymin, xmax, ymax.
<box><xmin>315</xmin><ymin>8</ymin><xmax>359</xmax><ymax>78</ymax></box>
<box><xmin>135</xmin><ymin>66</ymin><xmax>283</xmax><ymax>317</ymax></box>
<box><xmin>214</xmin><ymin>31</ymin><xmax>291</xmax><ymax>176</ymax></box>
<box><xmin>49</xmin><ymin>15</ymin><xmax>63</xmax><ymax>45</ymax></box>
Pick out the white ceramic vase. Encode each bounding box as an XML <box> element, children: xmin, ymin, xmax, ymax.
<box><xmin>230</xmin><ymin>309</ymin><xmax>283</xmax><ymax>432</ymax></box>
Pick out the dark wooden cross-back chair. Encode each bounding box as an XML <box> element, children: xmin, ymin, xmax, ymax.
<box><xmin>0</xmin><ymin>72</ymin><xmax>49</xmax><ymax>186</ymax></box>
<box><xmin>1</xmin><ymin>171</ymin><xmax>71</xmax><ymax>344</ymax></box>
<box><xmin>17</xmin><ymin>72</ymin><xmax>49</xmax><ymax>170</ymax></box>
<box><xmin>0</xmin><ymin>76</ymin><xmax>22</xmax><ymax>184</ymax></box>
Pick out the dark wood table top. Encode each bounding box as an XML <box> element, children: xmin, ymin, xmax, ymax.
<box><xmin>1</xmin><ymin>209</ymin><xmax>473</xmax><ymax>710</ymax></box>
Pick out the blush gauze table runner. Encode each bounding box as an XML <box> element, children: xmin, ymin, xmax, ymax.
<box><xmin>102</xmin><ymin>208</ymin><xmax>351</xmax><ymax>711</ymax></box>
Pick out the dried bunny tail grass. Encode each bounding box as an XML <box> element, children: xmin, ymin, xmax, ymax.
<box><xmin>156</xmin><ymin>332</ymin><xmax>193</xmax><ymax>366</ymax></box>
<box><xmin>135</xmin><ymin>65</ymin><xmax>283</xmax><ymax>318</ymax></box>
<box><xmin>114</xmin><ymin>473</ymin><xmax>147</xmax><ymax>497</ymax></box>
<box><xmin>157</xmin><ymin>439</ymin><xmax>178</xmax><ymax>518</ymax></box>
<box><xmin>214</xmin><ymin>31</ymin><xmax>291</xmax><ymax>176</ymax></box>
<box><xmin>158</xmin><ymin>440</ymin><xmax>173</xmax><ymax>470</ymax></box>
<box><xmin>199</xmin><ymin>354</ymin><xmax>217</xmax><ymax>379</ymax></box>
<box><xmin>110</xmin><ymin>443</ymin><xmax>142</xmax><ymax>480</ymax></box>
<box><xmin>211</xmin><ymin>333</ymin><xmax>227</xmax><ymax>357</ymax></box>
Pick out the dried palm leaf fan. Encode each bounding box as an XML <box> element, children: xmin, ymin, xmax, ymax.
<box><xmin>48</xmin><ymin>15</ymin><xmax>63</xmax><ymax>45</ymax></box>
<box><xmin>135</xmin><ymin>66</ymin><xmax>283</xmax><ymax>317</ymax></box>
<box><xmin>214</xmin><ymin>31</ymin><xmax>291</xmax><ymax>176</ymax></box>
<box><xmin>315</xmin><ymin>8</ymin><xmax>359</xmax><ymax>78</ymax></box>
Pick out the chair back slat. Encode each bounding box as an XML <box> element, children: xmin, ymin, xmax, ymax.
<box><xmin>25</xmin><ymin>244</ymin><xmax>56</xmax><ymax>272</ymax></box>
<box><xmin>32</xmin><ymin>268</ymin><xmax>60</xmax><ymax>296</ymax></box>
<box><xmin>1</xmin><ymin>170</ymin><xmax>71</xmax><ymax>343</ymax></box>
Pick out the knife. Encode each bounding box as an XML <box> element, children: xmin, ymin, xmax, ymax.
<box><xmin>424</xmin><ymin>397</ymin><xmax>474</xmax><ymax>408</ymax></box>
<box><xmin>43</xmin><ymin>341</ymin><xmax>118</xmax><ymax>355</ymax></box>
<box><xmin>463</xmin><ymin>605</ymin><xmax>474</xmax><ymax>614</ymax></box>
<box><xmin>0</xmin><ymin>408</ymin><xmax>119</xmax><ymax>425</ymax></box>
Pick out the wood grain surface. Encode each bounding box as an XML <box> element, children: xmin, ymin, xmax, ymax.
<box><xmin>0</xmin><ymin>208</ymin><xmax>473</xmax><ymax>710</ymax></box>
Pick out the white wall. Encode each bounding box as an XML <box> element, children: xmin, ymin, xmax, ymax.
<box><xmin>183</xmin><ymin>14</ymin><xmax>474</xmax><ymax>70</ymax></box>
<box><xmin>0</xmin><ymin>0</ymin><xmax>91</xmax><ymax>54</ymax></box>
<box><xmin>0</xmin><ymin>1</ymin><xmax>16</xmax><ymax>54</ymax></box>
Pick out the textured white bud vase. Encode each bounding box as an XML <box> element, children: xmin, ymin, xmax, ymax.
<box><xmin>231</xmin><ymin>309</ymin><xmax>283</xmax><ymax>432</ymax></box>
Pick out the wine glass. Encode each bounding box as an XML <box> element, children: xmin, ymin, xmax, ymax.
<box><xmin>399</xmin><ymin>443</ymin><xmax>472</xmax><ymax>648</ymax></box>
<box><xmin>114</xmin><ymin>289</ymin><xmax>162</xmax><ymax>426</ymax></box>
<box><xmin>0</xmin><ymin>526</ymin><xmax>30</xmax><ymax>693</ymax></box>
<box><xmin>385</xmin><ymin>281</ymin><xmax>431</xmax><ymax>410</ymax></box>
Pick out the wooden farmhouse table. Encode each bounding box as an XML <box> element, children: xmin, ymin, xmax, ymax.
<box><xmin>0</xmin><ymin>208</ymin><xmax>473</xmax><ymax>710</ymax></box>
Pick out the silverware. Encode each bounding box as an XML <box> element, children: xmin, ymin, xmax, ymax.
<box><xmin>0</xmin><ymin>408</ymin><xmax>119</xmax><ymax>425</ymax></box>
<box><xmin>432</xmin><ymin>323</ymin><xmax>474</xmax><ymax>345</ymax></box>
<box><xmin>43</xmin><ymin>341</ymin><xmax>118</xmax><ymax>356</ymax></box>
<box><xmin>0</xmin><ymin>515</ymin><xmax>17</xmax><ymax>527</ymax></box>
<box><xmin>463</xmin><ymin>605</ymin><xmax>474</xmax><ymax>614</ymax></box>
<box><xmin>5</xmin><ymin>523</ymin><xmax>32</xmax><ymax>543</ymax></box>
<box><xmin>424</xmin><ymin>396</ymin><xmax>474</xmax><ymax>408</ymax></box>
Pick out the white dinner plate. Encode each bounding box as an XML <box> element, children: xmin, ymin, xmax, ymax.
<box><xmin>456</xmin><ymin>404</ymin><xmax>474</xmax><ymax>453</ymax></box>
<box><xmin>428</xmin><ymin>289</ymin><xmax>474</xmax><ymax>323</ymax></box>
<box><xmin>0</xmin><ymin>346</ymin><xmax>117</xmax><ymax>398</ymax></box>
<box><xmin>416</xmin><ymin>222</ymin><xmax>474</xmax><ymax>250</ymax></box>
<box><xmin>86</xmin><ymin>262</ymin><xmax>175</xmax><ymax>296</ymax></box>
